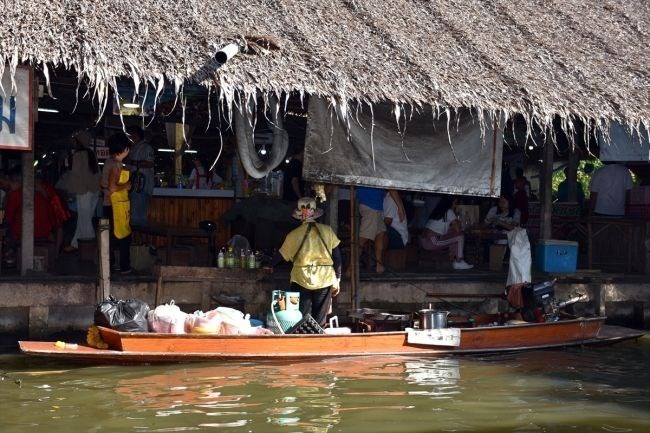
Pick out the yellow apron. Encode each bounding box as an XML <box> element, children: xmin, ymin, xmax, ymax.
<box><xmin>110</xmin><ymin>169</ymin><xmax>131</xmax><ymax>239</ymax></box>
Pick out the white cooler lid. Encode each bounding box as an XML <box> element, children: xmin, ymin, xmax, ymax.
<box><xmin>537</xmin><ymin>239</ymin><xmax>578</xmax><ymax>246</ymax></box>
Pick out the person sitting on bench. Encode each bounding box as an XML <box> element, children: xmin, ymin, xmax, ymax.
<box><xmin>419</xmin><ymin>196</ymin><xmax>473</xmax><ymax>270</ymax></box>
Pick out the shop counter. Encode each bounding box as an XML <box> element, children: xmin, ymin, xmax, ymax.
<box><xmin>146</xmin><ymin>188</ymin><xmax>235</xmax><ymax>250</ymax></box>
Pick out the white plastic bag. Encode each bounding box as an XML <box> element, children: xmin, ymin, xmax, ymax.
<box><xmin>506</xmin><ymin>227</ymin><xmax>532</xmax><ymax>287</ymax></box>
<box><xmin>186</xmin><ymin>309</ymin><xmax>222</xmax><ymax>334</ymax></box>
<box><xmin>214</xmin><ymin>306</ymin><xmax>253</xmax><ymax>335</ymax></box>
<box><xmin>147</xmin><ymin>300</ymin><xmax>188</xmax><ymax>334</ymax></box>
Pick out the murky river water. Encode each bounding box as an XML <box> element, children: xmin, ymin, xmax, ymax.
<box><xmin>1</xmin><ymin>336</ymin><xmax>649</xmax><ymax>433</ymax></box>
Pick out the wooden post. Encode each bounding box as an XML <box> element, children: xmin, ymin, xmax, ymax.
<box><xmin>328</xmin><ymin>185</ymin><xmax>338</xmax><ymax>233</ymax></box>
<box><xmin>20</xmin><ymin>151</ymin><xmax>34</xmax><ymax>275</ymax></box>
<box><xmin>349</xmin><ymin>186</ymin><xmax>359</xmax><ymax>309</ymax></box>
<box><xmin>540</xmin><ymin>135</ymin><xmax>554</xmax><ymax>240</ymax></box>
<box><xmin>97</xmin><ymin>217</ymin><xmax>111</xmax><ymax>302</ymax></box>
<box><xmin>567</xmin><ymin>151</ymin><xmax>579</xmax><ymax>202</ymax></box>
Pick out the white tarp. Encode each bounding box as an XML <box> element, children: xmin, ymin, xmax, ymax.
<box><xmin>0</xmin><ymin>66</ymin><xmax>32</xmax><ymax>150</ymax></box>
<box><xmin>599</xmin><ymin>122</ymin><xmax>650</xmax><ymax>162</ymax></box>
<box><xmin>303</xmin><ymin>98</ymin><xmax>502</xmax><ymax>196</ymax></box>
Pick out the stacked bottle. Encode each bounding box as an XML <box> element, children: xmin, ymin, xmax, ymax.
<box><xmin>225</xmin><ymin>247</ymin><xmax>235</xmax><ymax>268</ymax></box>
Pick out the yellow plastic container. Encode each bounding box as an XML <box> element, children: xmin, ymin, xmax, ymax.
<box><xmin>191</xmin><ymin>326</ymin><xmax>219</xmax><ymax>334</ymax></box>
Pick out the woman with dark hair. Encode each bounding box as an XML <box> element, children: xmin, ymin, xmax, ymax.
<box><xmin>484</xmin><ymin>194</ymin><xmax>521</xmax><ymax>231</ymax></box>
<box><xmin>419</xmin><ymin>196</ymin><xmax>473</xmax><ymax>270</ymax></box>
<box><xmin>101</xmin><ymin>132</ymin><xmax>132</xmax><ymax>274</ymax></box>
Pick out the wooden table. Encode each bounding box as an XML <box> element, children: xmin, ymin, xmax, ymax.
<box><xmin>132</xmin><ymin>224</ymin><xmax>217</xmax><ymax>266</ymax></box>
<box><xmin>465</xmin><ymin>226</ymin><xmax>507</xmax><ymax>265</ymax></box>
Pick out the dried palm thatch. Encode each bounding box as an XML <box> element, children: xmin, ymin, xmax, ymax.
<box><xmin>1</xmin><ymin>0</ymin><xmax>649</xmax><ymax>134</ymax></box>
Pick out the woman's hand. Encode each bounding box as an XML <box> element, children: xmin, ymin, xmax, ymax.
<box><xmin>449</xmin><ymin>219</ymin><xmax>462</xmax><ymax>233</ymax></box>
<box><xmin>332</xmin><ymin>278</ymin><xmax>341</xmax><ymax>297</ymax></box>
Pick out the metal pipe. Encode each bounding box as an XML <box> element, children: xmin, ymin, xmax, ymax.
<box><xmin>556</xmin><ymin>294</ymin><xmax>587</xmax><ymax>309</ymax></box>
<box><xmin>215</xmin><ymin>43</ymin><xmax>240</xmax><ymax>64</ymax></box>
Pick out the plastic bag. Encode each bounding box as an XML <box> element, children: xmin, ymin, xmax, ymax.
<box><xmin>214</xmin><ymin>307</ymin><xmax>253</xmax><ymax>335</ymax></box>
<box><xmin>147</xmin><ymin>301</ymin><xmax>188</xmax><ymax>334</ymax></box>
<box><xmin>185</xmin><ymin>309</ymin><xmax>222</xmax><ymax>334</ymax></box>
<box><xmin>506</xmin><ymin>227</ymin><xmax>532</xmax><ymax>287</ymax></box>
<box><xmin>94</xmin><ymin>295</ymin><xmax>150</xmax><ymax>332</ymax></box>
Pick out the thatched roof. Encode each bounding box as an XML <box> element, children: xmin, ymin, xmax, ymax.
<box><xmin>2</xmin><ymin>0</ymin><xmax>649</xmax><ymax>131</ymax></box>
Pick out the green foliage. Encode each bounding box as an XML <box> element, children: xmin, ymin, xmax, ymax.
<box><xmin>551</xmin><ymin>160</ymin><xmax>603</xmax><ymax>198</ymax></box>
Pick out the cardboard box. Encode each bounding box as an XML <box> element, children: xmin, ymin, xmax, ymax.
<box><xmin>456</xmin><ymin>205</ymin><xmax>480</xmax><ymax>229</ymax></box>
<box><xmin>489</xmin><ymin>244</ymin><xmax>507</xmax><ymax>271</ymax></box>
<box><xmin>535</xmin><ymin>239</ymin><xmax>578</xmax><ymax>273</ymax></box>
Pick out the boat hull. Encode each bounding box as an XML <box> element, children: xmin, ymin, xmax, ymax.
<box><xmin>18</xmin><ymin>317</ymin><xmax>645</xmax><ymax>364</ymax></box>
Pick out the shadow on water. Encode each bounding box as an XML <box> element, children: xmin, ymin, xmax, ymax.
<box><xmin>1</xmin><ymin>336</ymin><xmax>649</xmax><ymax>433</ymax></box>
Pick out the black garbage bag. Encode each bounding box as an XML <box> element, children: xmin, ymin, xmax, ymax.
<box><xmin>94</xmin><ymin>295</ymin><xmax>150</xmax><ymax>332</ymax></box>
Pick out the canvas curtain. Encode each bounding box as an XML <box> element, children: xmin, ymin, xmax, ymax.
<box><xmin>303</xmin><ymin>97</ymin><xmax>503</xmax><ymax>196</ymax></box>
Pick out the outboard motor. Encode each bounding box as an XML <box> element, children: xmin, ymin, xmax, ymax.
<box><xmin>521</xmin><ymin>280</ymin><xmax>556</xmax><ymax>322</ymax></box>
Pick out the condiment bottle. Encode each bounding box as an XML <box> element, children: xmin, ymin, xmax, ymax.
<box><xmin>226</xmin><ymin>247</ymin><xmax>234</xmax><ymax>268</ymax></box>
<box><xmin>217</xmin><ymin>248</ymin><xmax>225</xmax><ymax>268</ymax></box>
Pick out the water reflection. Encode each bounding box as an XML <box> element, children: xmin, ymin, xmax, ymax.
<box><xmin>405</xmin><ymin>358</ymin><xmax>461</xmax><ymax>398</ymax></box>
<box><xmin>114</xmin><ymin>356</ymin><xmax>418</xmax><ymax>432</ymax></box>
<box><xmin>1</xmin><ymin>338</ymin><xmax>650</xmax><ymax>433</ymax></box>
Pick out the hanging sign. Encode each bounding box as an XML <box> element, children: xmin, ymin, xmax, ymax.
<box><xmin>0</xmin><ymin>65</ymin><xmax>33</xmax><ymax>150</ymax></box>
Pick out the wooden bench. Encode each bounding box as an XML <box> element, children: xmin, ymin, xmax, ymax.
<box><xmin>132</xmin><ymin>224</ymin><xmax>217</xmax><ymax>266</ymax></box>
<box><xmin>384</xmin><ymin>244</ymin><xmax>418</xmax><ymax>271</ymax></box>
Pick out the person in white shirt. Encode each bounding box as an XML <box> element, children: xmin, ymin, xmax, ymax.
<box><xmin>420</xmin><ymin>196</ymin><xmax>473</xmax><ymax>270</ymax></box>
<box><xmin>187</xmin><ymin>157</ymin><xmax>224</xmax><ymax>189</ymax></box>
<box><xmin>484</xmin><ymin>194</ymin><xmax>521</xmax><ymax>231</ymax></box>
<box><xmin>588</xmin><ymin>162</ymin><xmax>634</xmax><ymax>216</ymax></box>
<box><xmin>383</xmin><ymin>190</ymin><xmax>409</xmax><ymax>251</ymax></box>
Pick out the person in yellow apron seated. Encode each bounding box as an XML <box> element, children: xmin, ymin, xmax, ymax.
<box><xmin>100</xmin><ymin>132</ymin><xmax>132</xmax><ymax>274</ymax></box>
<box><xmin>265</xmin><ymin>197</ymin><xmax>342</xmax><ymax>326</ymax></box>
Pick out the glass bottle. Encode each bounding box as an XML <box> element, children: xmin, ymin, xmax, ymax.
<box><xmin>226</xmin><ymin>246</ymin><xmax>234</xmax><ymax>268</ymax></box>
<box><xmin>217</xmin><ymin>248</ymin><xmax>225</xmax><ymax>268</ymax></box>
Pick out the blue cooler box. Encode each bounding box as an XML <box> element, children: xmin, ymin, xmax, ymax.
<box><xmin>535</xmin><ymin>239</ymin><xmax>578</xmax><ymax>273</ymax></box>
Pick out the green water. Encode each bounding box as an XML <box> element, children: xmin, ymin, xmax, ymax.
<box><xmin>1</xmin><ymin>336</ymin><xmax>649</xmax><ymax>433</ymax></box>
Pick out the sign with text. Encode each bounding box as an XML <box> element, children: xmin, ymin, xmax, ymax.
<box><xmin>0</xmin><ymin>66</ymin><xmax>33</xmax><ymax>150</ymax></box>
<box><xmin>95</xmin><ymin>146</ymin><xmax>109</xmax><ymax>160</ymax></box>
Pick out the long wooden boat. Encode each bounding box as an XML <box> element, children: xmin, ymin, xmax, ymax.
<box><xmin>18</xmin><ymin>316</ymin><xmax>645</xmax><ymax>364</ymax></box>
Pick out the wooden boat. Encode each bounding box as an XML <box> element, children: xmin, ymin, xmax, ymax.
<box><xmin>18</xmin><ymin>315</ymin><xmax>645</xmax><ymax>364</ymax></box>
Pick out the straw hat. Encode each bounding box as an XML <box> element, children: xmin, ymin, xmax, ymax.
<box><xmin>292</xmin><ymin>197</ymin><xmax>323</xmax><ymax>221</ymax></box>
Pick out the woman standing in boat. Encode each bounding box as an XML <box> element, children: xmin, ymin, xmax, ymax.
<box><xmin>265</xmin><ymin>197</ymin><xmax>342</xmax><ymax>326</ymax></box>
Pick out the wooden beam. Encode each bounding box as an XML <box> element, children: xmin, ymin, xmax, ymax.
<box><xmin>567</xmin><ymin>151</ymin><xmax>579</xmax><ymax>202</ymax></box>
<box><xmin>97</xmin><ymin>218</ymin><xmax>111</xmax><ymax>301</ymax></box>
<box><xmin>540</xmin><ymin>135</ymin><xmax>554</xmax><ymax>240</ymax></box>
<box><xmin>20</xmin><ymin>151</ymin><xmax>34</xmax><ymax>275</ymax></box>
<box><xmin>350</xmin><ymin>186</ymin><xmax>359</xmax><ymax>309</ymax></box>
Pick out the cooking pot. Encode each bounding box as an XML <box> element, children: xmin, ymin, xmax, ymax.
<box><xmin>419</xmin><ymin>309</ymin><xmax>449</xmax><ymax>329</ymax></box>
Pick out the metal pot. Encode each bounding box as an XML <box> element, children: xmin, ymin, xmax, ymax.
<box><xmin>419</xmin><ymin>309</ymin><xmax>449</xmax><ymax>329</ymax></box>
